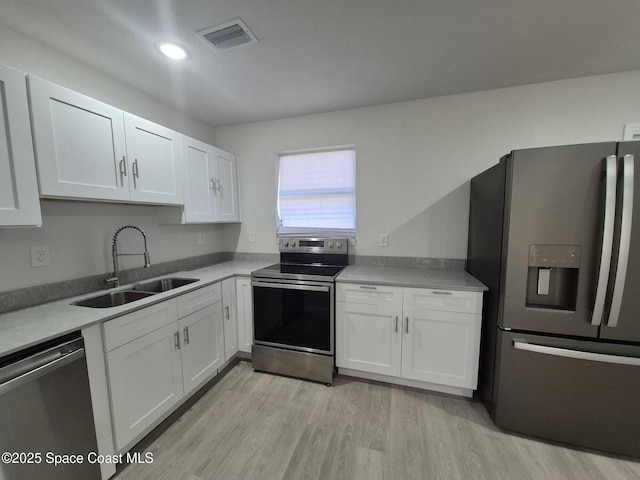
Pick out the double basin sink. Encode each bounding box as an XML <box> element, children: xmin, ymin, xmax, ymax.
<box><xmin>72</xmin><ymin>278</ymin><xmax>199</xmax><ymax>308</ymax></box>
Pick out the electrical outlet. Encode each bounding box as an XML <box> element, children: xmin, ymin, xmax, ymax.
<box><xmin>248</xmin><ymin>232</ymin><xmax>256</xmax><ymax>243</ymax></box>
<box><xmin>379</xmin><ymin>234</ymin><xmax>389</xmax><ymax>247</ymax></box>
<box><xmin>31</xmin><ymin>246</ymin><xmax>50</xmax><ymax>267</ymax></box>
<box><xmin>623</xmin><ymin>123</ymin><xmax>640</xmax><ymax>141</ymax></box>
<box><xmin>196</xmin><ymin>233</ymin><xmax>206</xmax><ymax>245</ymax></box>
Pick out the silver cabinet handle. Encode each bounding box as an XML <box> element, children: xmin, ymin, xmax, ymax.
<box><xmin>608</xmin><ymin>154</ymin><xmax>634</xmax><ymax>328</ymax></box>
<box><xmin>225</xmin><ymin>306</ymin><xmax>230</xmax><ymax>319</ymax></box>
<box><xmin>394</xmin><ymin>316</ymin><xmax>398</xmax><ymax>333</ymax></box>
<box><xmin>132</xmin><ymin>159</ymin><xmax>140</xmax><ymax>188</ymax></box>
<box><xmin>359</xmin><ymin>286</ymin><xmax>377</xmax><ymax>290</ymax></box>
<box><xmin>183</xmin><ymin>327</ymin><xmax>190</xmax><ymax>345</ymax></box>
<box><xmin>513</xmin><ymin>340</ymin><xmax>640</xmax><ymax>367</ymax></box>
<box><xmin>405</xmin><ymin>317</ymin><xmax>409</xmax><ymax>334</ymax></box>
<box><xmin>591</xmin><ymin>155</ymin><xmax>617</xmax><ymax>325</ymax></box>
<box><xmin>210</xmin><ymin>177</ymin><xmax>215</xmax><ymax>190</ymax></box>
<box><xmin>119</xmin><ymin>156</ymin><xmax>127</xmax><ymax>186</ymax></box>
<box><xmin>432</xmin><ymin>290</ymin><xmax>452</xmax><ymax>295</ymax></box>
<box><xmin>174</xmin><ymin>331</ymin><xmax>180</xmax><ymax>350</ymax></box>
<box><xmin>216</xmin><ymin>178</ymin><xmax>222</xmax><ymax>192</ymax></box>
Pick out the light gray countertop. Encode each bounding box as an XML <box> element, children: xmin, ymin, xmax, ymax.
<box><xmin>336</xmin><ymin>265</ymin><xmax>487</xmax><ymax>291</ymax></box>
<box><xmin>1</xmin><ymin>261</ymin><xmax>486</xmax><ymax>358</ymax></box>
<box><xmin>0</xmin><ymin>261</ymin><xmax>272</xmax><ymax>358</ymax></box>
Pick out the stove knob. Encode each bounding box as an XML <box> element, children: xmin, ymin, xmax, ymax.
<box><xmin>290</xmin><ymin>240</ymin><xmax>297</xmax><ymax>247</ymax></box>
<box><xmin>327</xmin><ymin>241</ymin><xmax>334</xmax><ymax>247</ymax></box>
<box><xmin>283</xmin><ymin>240</ymin><xmax>289</xmax><ymax>247</ymax></box>
<box><xmin>336</xmin><ymin>241</ymin><xmax>343</xmax><ymax>248</ymax></box>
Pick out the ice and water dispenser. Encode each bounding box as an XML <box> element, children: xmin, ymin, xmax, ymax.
<box><xmin>526</xmin><ymin>245</ymin><xmax>581</xmax><ymax>311</ymax></box>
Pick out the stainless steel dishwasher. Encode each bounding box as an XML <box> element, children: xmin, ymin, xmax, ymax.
<box><xmin>0</xmin><ymin>333</ymin><xmax>101</xmax><ymax>480</ymax></box>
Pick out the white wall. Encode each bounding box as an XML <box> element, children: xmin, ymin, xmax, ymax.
<box><xmin>217</xmin><ymin>70</ymin><xmax>640</xmax><ymax>258</ymax></box>
<box><xmin>0</xmin><ymin>25</ymin><xmax>222</xmax><ymax>292</ymax></box>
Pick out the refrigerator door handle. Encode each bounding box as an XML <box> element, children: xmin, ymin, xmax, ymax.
<box><xmin>608</xmin><ymin>154</ymin><xmax>635</xmax><ymax>328</ymax></box>
<box><xmin>591</xmin><ymin>155</ymin><xmax>618</xmax><ymax>326</ymax></box>
<box><xmin>513</xmin><ymin>340</ymin><xmax>640</xmax><ymax>367</ymax></box>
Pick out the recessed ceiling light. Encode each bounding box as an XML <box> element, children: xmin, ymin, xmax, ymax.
<box><xmin>156</xmin><ymin>42</ymin><xmax>189</xmax><ymax>60</ymax></box>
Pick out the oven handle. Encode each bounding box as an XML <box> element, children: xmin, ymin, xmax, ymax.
<box><xmin>251</xmin><ymin>281</ymin><xmax>331</xmax><ymax>293</ymax></box>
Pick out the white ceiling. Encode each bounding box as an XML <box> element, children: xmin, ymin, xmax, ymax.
<box><xmin>2</xmin><ymin>0</ymin><xmax>640</xmax><ymax>127</ymax></box>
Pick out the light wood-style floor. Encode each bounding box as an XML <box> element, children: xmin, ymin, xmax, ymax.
<box><xmin>115</xmin><ymin>361</ymin><xmax>640</xmax><ymax>480</ymax></box>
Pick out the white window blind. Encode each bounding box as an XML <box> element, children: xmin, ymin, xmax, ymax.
<box><xmin>277</xmin><ymin>147</ymin><xmax>356</xmax><ymax>237</ymax></box>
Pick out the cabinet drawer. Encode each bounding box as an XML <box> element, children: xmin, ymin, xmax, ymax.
<box><xmin>336</xmin><ymin>283</ymin><xmax>403</xmax><ymax>306</ymax></box>
<box><xmin>403</xmin><ymin>288</ymin><xmax>482</xmax><ymax>314</ymax></box>
<box><xmin>103</xmin><ymin>299</ymin><xmax>178</xmax><ymax>351</ymax></box>
<box><xmin>177</xmin><ymin>283</ymin><xmax>221</xmax><ymax>318</ymax></box>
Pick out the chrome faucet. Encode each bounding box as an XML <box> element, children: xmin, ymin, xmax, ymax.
<box><xmin>105</xmin><ymin>225</ymin><xmax>151</xmax><ymax>288</ymax></box>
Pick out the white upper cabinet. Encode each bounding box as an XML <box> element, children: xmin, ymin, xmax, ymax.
<box><xmin>182</xmin><ymin>136</ymin><xmax>218</xmax><ymax>222</ymax></box>
<box><xmin>28</xmin><ymin>76</ymin><xmax>130</xmax><ymax>202</ymax></box>
<box><xmin>123</xmin><ymin>113</ymin><xmax>183</xmax><ymax>205</ymax></box>
<box><xmin>0</xmin><ymin>65</ymin><xmax>41</xmax><ymax>227</ymax></box>
<box><xmin>175</xmin><ymin>135</ymin><xmax>240</xmax><ymax>223</ymax></box>
<box><xmin>28</xmin><ymin>76</ymin><xmax>183</xmax><ymax>205</ymax></box>
<box><xmin>215</xmin><ymin>148</ymin><xmax>240</xmax><ymax>222</ymax></box>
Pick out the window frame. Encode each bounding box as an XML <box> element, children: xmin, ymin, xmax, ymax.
<box><xmin>275</xmin><ymin>144</ymin><xmax>356</xmax><ymax>238</ymax></box>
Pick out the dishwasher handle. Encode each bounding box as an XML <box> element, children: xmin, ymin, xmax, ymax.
<box><xmin>0</xmin><ymin>339</ymin><xmax>85</xmax><ymax>396</ymax></box>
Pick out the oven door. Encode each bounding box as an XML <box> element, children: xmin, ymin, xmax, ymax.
<box><xmin>252</xmin><ymin>279</ymin><xmax>334</xmax><ymax>355</ymax></box>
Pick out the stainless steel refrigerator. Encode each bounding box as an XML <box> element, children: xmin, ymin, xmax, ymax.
<box><xmin>467</xmin><ymin>141</ymin><xmax>640</xmax><ymax>458</ymax></box>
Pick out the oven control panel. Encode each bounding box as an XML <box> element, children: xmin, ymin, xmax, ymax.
<box><xmin>279</xmin><ymin>237</ymin><xmax>348</xmax><ymax>254</ymax></box>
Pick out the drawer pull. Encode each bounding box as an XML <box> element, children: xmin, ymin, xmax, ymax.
<box><xmin>432</xmin><ymin>290</ymin><xmax>453</xmax><ymax>295</ymax></box>
<box><xmin>359</xmin><ymin>286</ymin><xmax>377</xmax><ymax>290</ymax></box>
<box><xmin>174</xmin><ymin>331</ymin><xmax>180</xmax><ymax>350</ymax></box>
<box><xmin>395</xmin><ymin>316</ymin><xmax>399</xmax><ymax>333</ymax></box>
<box><xmin>513</xmin><ymin>340</ymin><xmax>640</xmax><ymax>366</ymax></box>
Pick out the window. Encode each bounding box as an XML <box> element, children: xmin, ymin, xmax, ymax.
<box><xmin>277</xmin><ymin>147</ymin><xmax>356</xmax><ymax>237</ymax></box>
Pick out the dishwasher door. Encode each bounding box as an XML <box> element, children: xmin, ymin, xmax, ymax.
<box><xmin>0</xmin><ymin>334</ymin><xmax>101</xmax><ymax>480</ymax></box>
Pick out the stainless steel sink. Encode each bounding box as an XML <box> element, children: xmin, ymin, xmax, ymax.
<box><xmin>72</xmin><ymin>290</ymin><xmax>156</xmax><ymax>308</ymax></box>
<box><xmin>132</xmin><ymin>277</ymin><xmax>198</xmax><ymax>293</ymax></box>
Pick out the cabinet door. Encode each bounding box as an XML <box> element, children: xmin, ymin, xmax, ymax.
<box><xmin>336</xmin><ymin>302</ymin><xmax>402</xmax><ymax>376</ymax></box>
<box><xmin>222</xmin><ymin>277</ymin><xmax>238</xmax><ymax>361</ymax></box>
<box><xmin>28</xmin><ymin>76</ymin><xmax>130</xmax><ymax>201</ymax></box>
<box><xmin>215</xmin><ymin>148</ymin><xmax>240</xmax><ymax>222</ymax></box>
<box><xmin>181</xmin><ymin>135</ymin><xmax>217</xmax><ymax>222</ymax></box>
<box><xmin>236</xmin><ymin>277</ymin><xmax>253</xmax><ymax>353</ymax></box>
<box><xmin>0</xmin><ymin>65</ymin><xmax>41</xmax><ymax>226</ymax></box>
<box><xmin>180</xmin><ymin>303</ymin><xmax>225</xmax><ymax>395</ymax></box>
<box><xmin>124</xmin><ymin>113</ymin><xmax>183</xmax><ymax>205</ymax></box>
<box><xmin>402</xmin><ymin>308</ymin><xmax>481</xmax><ymax>388</ymax></box>
<box><xmin>106</xmin><ymin>323</ymin><xmax>183</xmax><ymax>451</ymax></box>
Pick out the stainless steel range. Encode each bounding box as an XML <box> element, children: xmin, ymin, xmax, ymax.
<box><xmin>251</xmin><ymin>237</ymin><xmax>348</xmax><ymax>385</ymax></box>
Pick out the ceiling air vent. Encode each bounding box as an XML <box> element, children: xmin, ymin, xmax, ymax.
<box><xmin>196</xmin><ymin>18</ymin><xmax>258</xmax><ymax>51</ymax></box>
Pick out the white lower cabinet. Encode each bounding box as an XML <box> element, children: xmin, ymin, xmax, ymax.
<box><xmin>104</xmin><ymin>284</ymin><xmax>225</xmax><ymax>452</ymax></box>
<box><xmin>401</xmin><ymin>308</ymin><xmax>481</xmax><ymax>388</ymax></box>
<box><xmin>106</xmin><ymin>322</ymin><xmax>183</xmax><ymax>451</ymax></box>
<box><xmin>222</xmin><ymin>278</ymin><xmax>238</xmax><ymax>361</ymax></box>
<box><xmin>336</xmin><ymin>282</ymin><xmax>483</xmax><ymax>396</ymax></box>
<box><xmin>335</xmin><ymin>302</ymin><xmax>401</xmax><ymax>376</ymax></box>
<box><xmin>180</xmin><ymin>304</ymin><xmax>225</xmax><ymax>395</ymax></box>
<box><xmin>236</xmin><ymin>277</ymin><xmax>253</xmax><ymax>354</ymax></box>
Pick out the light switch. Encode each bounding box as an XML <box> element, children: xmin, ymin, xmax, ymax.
<box><xmin>537</xmin><ymin>268</ymin><xmax>551</xmax><ymax>295</ymax></box>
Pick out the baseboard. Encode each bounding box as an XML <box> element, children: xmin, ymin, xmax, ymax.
<box><xmin>338</xmin><ymin>368</ymin><xmax>473</xmax><ymax>398</ymax></box>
